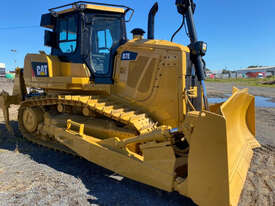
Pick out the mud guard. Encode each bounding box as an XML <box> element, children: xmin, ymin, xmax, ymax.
<box><xmin>176</xmin><ymin>88</ymin><xmax>260</xmax><ymax>206</ymax></box>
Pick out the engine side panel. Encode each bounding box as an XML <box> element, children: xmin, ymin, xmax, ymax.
<box><xmin>112</xmin><ymin>39</ymin><xmax>190</xmax><ymax>128</ymax></box>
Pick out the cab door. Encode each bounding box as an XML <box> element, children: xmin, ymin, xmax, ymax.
<box><xmin>87</xmin><ymin>16</ymin><xmax>125</xmax><ymax>84</ymax></box>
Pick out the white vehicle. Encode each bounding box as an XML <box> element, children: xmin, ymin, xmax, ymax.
<box><xmin>258</xmin><ymin>73</ymin><xmax>264</xmax><ymax>78</ymax></box>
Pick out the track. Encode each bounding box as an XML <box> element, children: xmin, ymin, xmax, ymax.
<box><xmin>17</xmin><ymin>94</ymin><xmax>157</xmax><ymax>154</ymax></box>
<box><xmin>18</xmin><ymin>105</ymin><xmax>76</xmax><ymax>155</ymax></box>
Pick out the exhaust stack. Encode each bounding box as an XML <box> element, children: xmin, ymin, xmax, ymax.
<box><xmin>147</xmin><ymin>2</ymin><xmax>158</xmax><ymax>40</ymax></box>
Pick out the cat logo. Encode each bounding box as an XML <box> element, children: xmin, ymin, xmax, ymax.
<box><xmin>31</xmin><ymin>62</ymin><xmax>49</xmax><ymax>77</ymax></box>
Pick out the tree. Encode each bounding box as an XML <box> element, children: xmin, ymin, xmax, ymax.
<box><xmin>222</xmin><ymin>69</ymin><xmax>232</xmax><ymax>78</ymax></box>
<box><xmin>222</xmin><ymin>69</ymin><xmax>230</xmax><ymax>74</ymax></box>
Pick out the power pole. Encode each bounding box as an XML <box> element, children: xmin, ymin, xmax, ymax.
<box><xmin>10</xmin><ymin>49</ymin><xmax>17</xmax><ymax>70</ymax></box>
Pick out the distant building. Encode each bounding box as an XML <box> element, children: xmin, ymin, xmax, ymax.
<box><xmin>245</xmin><ymin>72</ymin><xmax>265</xmax><ymax>78</ymax></box>
<box><xmin>206</xmin><ymin>71</ymin><xmax>217</xmax><ymax>79</ymax></box>
<box><xmin>236</xmin><ymin>66</ymin><xmax>275</xmax><ymax>78</ymax></box>
<box><xmin>0</xmin><ymin>63</ymin><xmax>6</xmax><ymax>77</ymax></box>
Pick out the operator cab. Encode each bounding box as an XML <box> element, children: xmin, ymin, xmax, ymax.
<box><xmin>41</xmin><ymin>1</ymin><xmax>133</xmax><ymax>84</ymax></box>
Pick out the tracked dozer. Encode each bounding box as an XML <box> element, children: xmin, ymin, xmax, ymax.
<box><xmin>0</xmin><ymin>1</ymin><xmax>260</xmax><ymax>205</ymax></box>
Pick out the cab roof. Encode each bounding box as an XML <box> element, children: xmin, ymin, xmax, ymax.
<box><xmin>41</xmin><ymin>1</ymin><xmax>134</xmax><ymax>29</ymax></box>
<box><xmin>49</xmin><ymin>1</ymin><xmax>132</xmax><ymax>15</ymax></box>
<box><xmin>57</xmin><ymin>4</ymin><xmax>125</xmax><ymax>14</ymax></box>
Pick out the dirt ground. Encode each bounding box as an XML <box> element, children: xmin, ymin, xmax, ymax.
<box><xmin>206</xmin><ymin>81</ymin><xmax>275</xmax><ymax>101</ymax></box>
<box><xmin>0</xmin><ymin>80</ymin><xmax>274</xmax><ymax>206</ymax></box>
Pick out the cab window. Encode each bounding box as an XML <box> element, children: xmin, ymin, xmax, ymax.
<box><xmin>97</xmin><ymin>29</ymin><xmax>113</xmax><ymax>53</ymax></box>
<box><xmin>90</xmin><ymin>17</ymin><xmax>121</xmax><ymax>75</ymax></box>
<box><xmin>58</xmin><ymin>16</ymin><xmax>77</xmax><ymax>53</ymax></box>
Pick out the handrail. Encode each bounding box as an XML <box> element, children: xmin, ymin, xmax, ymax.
<box><xmin>49</xmin><ymin>1</ymin><xmax>134</xmax><ymax>22</ymax></box>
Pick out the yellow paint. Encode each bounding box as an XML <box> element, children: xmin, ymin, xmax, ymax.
<box><xmin>71</xmin><ymin>77</ymin><xmax>90</xmax><ymax>84</ymax></box>
<box><xmin>57</xmin><ymin>8</ymin><xmax>75</xmax><ymax>15</ymax></box>
<box><xmin>23</xmin><ymin>53</ymin><xmax>90</xmax><ymax>90</ymax></box>
<box><xmin>113</xmin><ymin>39</ymin><xmax>189</xmax><ymax>128</ymax></box>
<box><xmin>221</xmin><ymin>88</ymin><xmax>260</xmax><ymax>206</ymax></box>
<box><xmin>53</xmin><ymin>125</ymin><xmax>176</xmax><ymax>192</ymax></box>
<box><xmin>66</xmin><ymin>119</ymin><xmax>85</xmax><ymax>136</ymax></box>
<box><xmin>57</xmin><ymin>4</ymin><xmax>125</xmax><ymax>15</ymax></box>
<box><xmin>85</xmin><ymin>4</ymin><xmax>125</xmax><ymax>13</ymax></box>
<box><xmin>176</xmin><ymin>88</ymin><xmax>260</xmax><ymax>206</ymax></box>
<box><xmin>187</xmin><ymin>86</ymin><xmax>198</xmax><ymax>98</ymax></box>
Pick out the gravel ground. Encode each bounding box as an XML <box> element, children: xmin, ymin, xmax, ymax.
<box><xmin>0</xmin><ymin>122</ymin><xmax>195</xmax><ymax>206</ymax></box>
<box><xmin>0</xmin><ymin>80</ymin><xmax>274</xmax><ymax>206</ymax></box>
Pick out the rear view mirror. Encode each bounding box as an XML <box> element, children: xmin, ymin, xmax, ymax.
<box><xmin>44</xmin><ymin>30</ymin><xmax>57</xmax><ymax>48</ymax></box>
<box><xmin>40</xmin><ymin>13</ymin><xmax>56</xmax><ymax>29</ymax></box>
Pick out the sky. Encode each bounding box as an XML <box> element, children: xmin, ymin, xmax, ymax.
<box><xmin>0</xmin><ymin>0</ymin><xmax>274</xmax><ymax>72</ymax></box>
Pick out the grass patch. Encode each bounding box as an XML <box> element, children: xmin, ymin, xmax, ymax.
<box><xmin>206</xmin><ymin>77</ymin><xmax>275</xmax><ymax>87</ymax></box>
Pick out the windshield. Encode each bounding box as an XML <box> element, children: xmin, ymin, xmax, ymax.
<box><xmin>89</xmin><ymin>16</ymin><xmax>122</xmax><ymax>75</ymax></box>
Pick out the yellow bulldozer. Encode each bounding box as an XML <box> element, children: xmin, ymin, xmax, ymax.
<box><xmin>0</xmin><ymin>1</ymin><xmax>260</xmax><ymax>205</ymax></box>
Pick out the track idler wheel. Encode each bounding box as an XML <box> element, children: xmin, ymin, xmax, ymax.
<box><xmin>20</xmin><ymin>107</ymin><xmax>43</xmax><ymax>133</ymax></box>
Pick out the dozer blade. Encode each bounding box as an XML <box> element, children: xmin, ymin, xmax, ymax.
<box><xmin>177</xmin><ymin>88</ymin><xmax>260</xmax><ymax>206</ymax></box>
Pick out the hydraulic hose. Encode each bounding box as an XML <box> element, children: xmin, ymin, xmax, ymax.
<box><xmin>178</xmin><ymin>0</ymin><xmax>209</xmax><ymax>110</ymax></box>
<box><xmin>170</xmin><ymin>16</ymin><xmax>185</xmax><ymax>42</ymax></box>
